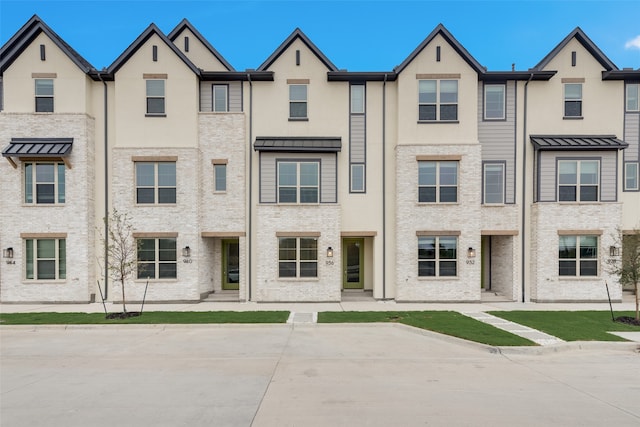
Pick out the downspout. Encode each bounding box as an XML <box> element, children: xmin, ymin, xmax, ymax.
<box><xmin>521</xmin><ymin>73</ymin><xmax>533</xmax><ymax>303</ymax></box>
<box><xmin>382</xmin><ymin>73</ymin><xmax>387</xmax><ymax>299</ymax></box>
<box><xmin>98</xmin><ymin>71</ymin><xmax>109</xmax><ymax>299</ymax></box>
<box><xmin>247</xmin><ymin>73</ymin><xmax>253</xmax><ymax>301</ymax></box>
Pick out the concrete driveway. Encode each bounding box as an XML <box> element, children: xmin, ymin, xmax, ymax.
<box><xmin>1</xmin><ymin>324</ymin><xmax>639</xmax><ymax>427</ymax></box>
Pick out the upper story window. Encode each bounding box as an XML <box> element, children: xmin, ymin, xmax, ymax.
<box><xmin>24</xmin><ymin>162</ymin><xmax>65</xmax><ymax>204</ymax></box>
<box><xmin>25</xmin><ymin>238</ymin><xmax>66</xmax><ymax>280</ymax></box>
<box><xmin>146</xmin><ymin>80</ymin><xmax>165</xmax><ymax>115</ymax></box>
<box><xmin>214</xmin><ymin>163</ymin><xmax>227</xmax><ymax>192</ymax></box>
<box><xmin>564</xmin><ymin>83</ymin><xmax>582</xmax><ymax>118</ymax></box>
<box><xmin>558</xmin><ymin>159</ymin><xmax>599</xmax><ymax>202</ymax></box>
<box><xmin>625</xmin><ymin>162</ymin><xmax>639</xmax><ymax>191</ymax></box>
<box><xmin>484</xmin><ymin>84</ymin><xmax>505</xmax><ymax>120</ymax></box>
<box><xmin>137</xmin><ymin>237</ymin><xmax>177</xmax><ymax>279</ymax></box>
<box><xmin>213</xmin><ymin>85</ymin><xmax>228</xmax><ymax>112</ymax></box>
<box><xmin>350</xmin><ymin>164</ymin><xmax>365</xmax><ymax>193</ymax></box>
<box><xmin>351</xmin><ymin>84</ymin><xmax>365</xmax><ymax>114</ymax></box>
<box><xmin>626</xmin><ymin>84</ymin><xmax>639</xmax><ymax>112</ymax></box>
<box><xmin>277</xmin><ymin>161</ymin><xmax>319</xmax><ymax>203</ymax></box>
<box><xmin>418</xmin><ymin>80</ymin><xmax>458</xmax><ymax>121</ymax></box>
<box><xmin>559</xmin><ymin>235</ymin><xmax>598</xmax><ymax>277</ymax></box>
<box><xmin>35</xmin><ymin>79</ymin><xmax>54</xmax><ymax>112</ymax></box>
<box><xmin>418</xmin><ymin>236</ymin><xmax>457</xmax><ymax>277</ymax></box>
<box><xmin>418</xmin><ymin>160</ymin><xmax>458</xmax><ymax>203</ymax></box>
<box><xmin>135</xmin><ymin>161</ymin><xmax>176</xmax><ymax>204</ymax></box>
<box><xmin>483</xmin><ymin>163</ymin><xmax>505</xmax><ymax>204</ymax></box>
<box><xmin>289</xmin><ymin>84</ymin><xmax>307</xmax><ymax>119</ymax></box>
<box><xmin>278</xmin><ymin>237</ymin><xmax>318</xmax><ymax>278</ymax></box>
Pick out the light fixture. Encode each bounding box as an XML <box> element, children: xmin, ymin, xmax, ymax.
<box><xmin>3</xmin><ymin>247</ymin><xmax>14</xmax><ymax>259</ymax></box>
<box><xmin>182</xmin><ymin>246</ymin><xmax>191</xmax><ymax>258</ymax></box>
<box><xmin>327</xmin><ymin>247</ymin><xmax>334</xmax><ymax>258</ymax></box>
<box><xmin>609</xmin><ymin>246</ymin><xmax>620</xmax><ymax>257</ymax></box>
<box><xmin>467</xmin><ymin>247</ymin><xmax>476</xmax><ymax>258</ymax></box>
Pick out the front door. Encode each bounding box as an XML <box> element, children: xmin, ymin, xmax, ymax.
<box><xmin>342</xmin><ymin>238</ymin><xmax>364</xmax><ymax>289</ymax></box>
<box><xmin>222</xmin><ymin>239</ymin><xmax>239</xmax><ymax>290</ymax></box>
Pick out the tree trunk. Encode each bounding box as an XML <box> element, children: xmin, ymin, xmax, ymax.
<box><xmin>635</xmin><ymin>282</ymin><xmax>639</xmax><ymax>321</ymax></box>
<box><xmin>120</xmin><ymin>276</ymin><xmax>127</xmax><ymax>313</ymax></box>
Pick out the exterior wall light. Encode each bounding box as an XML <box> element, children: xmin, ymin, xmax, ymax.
<box><xmin>609</xmin><ymin>246</ymin><xmax>620</xmax><ymax>257</ymax></box>
<box><xmin>467</xmin><ymin>247</ymin><xmax>476</xmax><ymax>258</ymax></box>
<box><xmin>182</xmin><ymin>246</ymin><xmax>191</xmax><ymax>258</ymax></box>
<box><xmin>3</xmin><ymin>247</ymin><xmax>14</xmax><ymax>258</ymax></box>
<box><xmin>327</xmin><ymin>247</ymin><xmax>334</xmax><ymax>257</ymax></box>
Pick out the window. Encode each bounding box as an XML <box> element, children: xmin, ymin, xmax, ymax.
<box><xmin>418</xmin><ymin>80</ymin><xmax>458</xmax><ymax>121</ymax></box>
<box><xmin>418</xmin><ymin>236</ymin><xmax>457</xmax><ymax>277</ymax></box>
<box><xmin>278</xmin><ymin>161</ymin><xmax>319</xmax><ymax>203</ymax></box>
<box><xmin>351</xmin><ymin>164</ymin><xmax>365</xmax><ymax>193</ymax></box>
<box><xmin>25</xmin><ymin>238</ymin><xmax>66</xmax><ymax>280</ymax></box>
<box><xmin>137</xmin><ymin>238</ymin><xmax>177</xmax><ymax>279</ymax></box>
<box><xmin>135</xmin><ymin>162</ymin><xmax>176</xmax><ymax>204</ymax></box>
<box><xmin>564</xmin><ymin>83</ymin><xmax>582</xmax><ymax>117</ymax></box>
<box><xmin>278</xmin><ymin>237</ymin><xmax>318</xmax><ymax>278</ymax></box>
<box><xmin>35</xmin><ymin>79</ymin><xmax>54</xmax><ymax>112</ymax></box>
<box><xmin>214</xmin><ymin>163</ymin><xmax>227</xmax><ymax>192</ymax></box>
<box><xmin>24</xmin><ymin>162</ymin><xmax>65</xmax><ymax>204</ymax></box>
<box><xmin>559</xmin><ymin>235</ymin><xmax>598</xmax><ymax>276</ymax></box>
<box><xmin>351</xmin><ymin>84</ymin><xmax>365</xmax><ymax>114</ymax></box>
<box><xmin>484</xmin><ymin>84</ymin><xmax>505</xmax><ymax>120</ymax></box>
<box><xmin>625</xmin><ymin>162</ymin><xmax>639</xmax><ymax>191</ymax></box>
<box><xmin>418</xmin><ymin>161</ymin><xmax>458</xmax><ymax>203</ymax></box>
<box><xmin>289</xmin><ymin>84</ymin><xmax>307</xmax><ymax>118</ymax></box>
<box><xmin>626</xmin><ymin>84</ymin><xmax>639</xmax><ymax>112</ymax></box>
<box><xmin>213</xmin><ymin>85</ymin><xmax>228</xmax><ymax>112</ymax></box>
<box><xmin>558</xmin><ymin>160</ymin><xmax>598</xmax><ymax>202</ymax></box>
<box><xmin>483</xmin><ymin>163</ymin><xmax>504</xmax><ymax>204</ymax></box>
<box><xmin>146</xmin><ymin>80</ymin><xmax>165</xmax><ymax>115</ymax></box>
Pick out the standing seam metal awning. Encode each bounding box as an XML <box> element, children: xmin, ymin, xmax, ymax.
<box><xmin>2</xmin><ymin>138</ymin><xmax>74</xmax><ymax>157</ymax></box>
<box><xmin>530</xmin><ymin>135</ymin><xmax>628</xmax><ymax>150</ymax></box>
<box><xmin>254</xmin><ymin>137</ymin><xmax>341</xmax><ymax>152</ymax></box>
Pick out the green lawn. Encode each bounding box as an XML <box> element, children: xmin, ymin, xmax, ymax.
<box><xmin>318</xmin><ymin>311</ymin><xmax>536</xmax><ymax>346</ymax></box>
<box><xmin>489</xmin><ymin>311</ymin><xmax>640</xmax><ymax>341</ymax></box>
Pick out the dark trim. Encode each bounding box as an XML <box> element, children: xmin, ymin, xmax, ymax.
<box><xmin>200</xmin><ymin>71</ymin><xmax>273</xmax><ymax>81</ymax></box>
<box><xmin>39</xmin><ymin>44</ymin><xmax>45</xmax><ymax>61</ymax></box>
<box><xmin>533</xmin><ymin>27</ymin><xmax>617</xmax><ymax>71</ymax></box>
<box><xmin>3</xmin><ymin>137</ymin><xmax>73</xmax><ymax>157</ymax></box>
<box><xmin>530</xmin><ymin>135</ymin><xmax>628</xmax><ymax>150</ymax></box>
<box><xmin>481</xmin><ymin>160</ymin><xmax>507</xmax><ymax>205</ymax></box>
<box><xmin>258</xmin><ymin>28</ymin><xmax>338</xmax><ymax>72</ymax></box>
<box><xmin>254</xmin><ymin>137</ymin><xmax>341</xmax><ymax>152</ymax></box>
<box><xmin>482</xmin><ymin>82</ymin><xmax>507</xmax><ymax>121</ymax></box>
<box><xmin>602</xmin><ymin>70</ymin><xmax>640</xmax><ymax>80</ymax></box>
<box><xmin>152</xmin><ymin>45</ymin><xmax>158</xmax><ymax>62</ymax></box>
<box><xmin>167</xmin><ymin>18</ymin><xmax>235</xmax><ymax>71</ymax></box>
<box><xmin>328</xmin><ymin>71</ymin><xmax>398</xmax><ymax>82</ymax></box>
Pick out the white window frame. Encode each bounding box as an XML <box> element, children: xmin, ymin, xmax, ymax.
<box><xmin>418</xmin><ymin>79</ymin><xmax>458</xmax><ymax>121</ymax></box>
<box><xmin>624</xmin><ymin>162</ymin><xmax>639</xmax><ymax>191</ymax></box>
<box><xmin>626</xmin><ymin>83</ymin><xmax>639</xmax><ymax>112</ymax></box>
<box><xmin>558</xmin><ymin>159</ymin><xmax>599</xmax><ymax>202</ymax></box>
<box><xmin>135</xmin><ymin>162</ymin><xmax>176</xmax><ymax>204</ymax></box>
<box><xmin>484</xmin><ymin>84</ymin><xmax>505</xmax><ymax>120</ymax></box>
<box><xmin>213</xmin><ymin>84</ymin><xmax>228</xmax><ymax>112</ymax></box>
<box><xmin>213</xmin><ymin>163</ymin><xmax>227</xmax><ymax>192</ymax></box>
<box><xmin>35</xmin><ymin>78</ymin><xmax>54</xmax><ymax>112</ymax></box>
<box><xmin>24</xmin><ymin>162</ymin><xmax>65</xmax><ymax>204</ymax></box>
<box><xmin>289</xmin><ymin>84</ymin><xmax>308</xmax><ymax>119</ymax></box>
<box><xmin>418</xmin><ymin>236</ymin><xmax>458</xmax><ymax>277</ymax></box>
<box><xmin>24</xmin><ymin>238</ymin><xmax>66</xmax><ymax>281</ymax></box>
<box><xmin>483</xmin><ymin>163</ymin><xmax>505</xmax><ymax>204</ymax></box>
<box><xmin>418</xmin><ymin>161</ymin><xmax>458</xmax><ymax>203</ymax></box>
<box><xmin>564</xmin><ymin>83</ymin><xmax>582</xmax><ymax>117</ymax></box>
<box><xmin>277</xmin><ymin>161</ymin><xmax>319</xmax><ymax>204</ymax></box>
<box><xmin>558</xmin><ymin>235</ymin><xmax>598</xmax><ymax>277</ymax></box>
<box><xmin>278</xmin><ymin>237</ymin><xmax>318</xmax><ymax>278</ymax></box>
<box><xmin>136</xmin><ymin>237</ymin><xmax>177</xmax><ymax>280</ymax></box>
<box><xmin>146</xmin><ymin>79</ymin><xmax>165</xmax><ymax>115</ymax></box>
<box><xmin>351</xmin><ymin>84</ymin><xmax>365</xmax><ymax>114</ymax></box>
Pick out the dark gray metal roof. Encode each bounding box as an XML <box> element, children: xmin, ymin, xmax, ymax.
<box><xmin>530</xmin><ymin>135</ymin><xmax>628</xmax><ymax>150</ymax></box>
<box><xmin>254</xmin><ymin>137</ymin><xmax>341</xmax><ymax>152</ymax></box>
<box><xmin>2</xmin><ymin>138</ymin><xmax>73</xmax><ymax>157</ymax></box>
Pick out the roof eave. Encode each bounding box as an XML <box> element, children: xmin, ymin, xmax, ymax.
<box><xmin>167</xmin><ymin>18</ymin><xmax>235</xmax><ymax>71</ymax></box>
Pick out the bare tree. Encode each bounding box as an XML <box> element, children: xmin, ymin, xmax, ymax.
<box><xmin>608</xmin><ymin>228</ymin><xmax>640</xmax><ymax>321</ymax></box>
<box><xmin>101</xmin><ymin>209</ymin><xmax>137</xmax><ymax>313</ymax></box>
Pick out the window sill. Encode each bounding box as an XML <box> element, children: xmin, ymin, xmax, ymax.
<box><xmin>288</xmin><ymin>117</ymin><xmax>309</xmax><ymax>122</ymax></box>
<box><xmin>277</xmin><ymin>277</ymin><xmax>320</xmax><ymax>282</ymax></box>
<box><xmin>276</xmin><ymin>202</ymin><xmax>321</xmax><ymax>206</ymax></box>
<box><xmin>482</xmin><ymin>203</ymin><xmax>506</xmax><ymax>207</ymax></box>
<box><xmin>134</xmin><ymin>278</ymin><xmax>178</xmax><ymax>283</ymax></box>
<box><xmin>145</xmin><ymin>114</ymin><xmax>167</xmax><ymax>118</ymax></box>
<box><xmin>417</xmin><ymin>276</ymin><xmax>459</xmax><ymax>281</ymax></box>
<box><xmin>557</xmin><ymin>276</ymin><xmax>600</xmax><ymax>280</ymax></box>
<box><xmin>563</xmin><ymin>116</ymin><xmax>583</xmax><ymax>120</ymax></box>
<box><xmin>22</xmin><ymin>280</ymin><xmax>67</xmax><ymax>284</ymax></box>
<box><xmin>417</xmin><ymin>120</ymin><xmax>459</xmax><ymax>124</ymax></box>
<box><xmin>21</xmin><ymin>204</ymin><xmax>65</xmax><ymax>207</ymax></box>
<box><xmin>482</xmin><ymin>117</ymin><xmax>507</xmax><ymax>122</ymax></box>
<box><xmin>34</xmin><ymin>111</ymin><xmax>55</xmax><ymax>114</ymax></box>
<box><xmin>135</xmin><ymin>203</ymin><xmax>178</xmax><ymax>206</ymax></box>
<box><xmin>417</xmin><ymin>202</ymin><xmax>459</xmax><ymax>206</ymax></box>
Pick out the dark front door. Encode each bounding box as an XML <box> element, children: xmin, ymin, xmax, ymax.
<box><xmin>222</xmin><ymin>239</ymin><xmax>239</xmax><ymax>290</ymax></box>
<box><xmin>342</xmin><ymin>238</ymin><xmax>364</xmax><ymax>289</ymax></box>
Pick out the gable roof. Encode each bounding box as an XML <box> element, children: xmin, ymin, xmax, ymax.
<box><xmin>533</xmin><ymin>27</ymin><xmax>617</xmax><ymax>71</ymax></box>
<box><xmin>257</xmin><ymin>28</ymin><xmax>338</xmax><ymax>72</ymax></box>
<box><xmin>0</xmin><ymin>15</ymin><xmax>96</xmax><ymax>76</ymax></box>
<box><xmin>394</xmin><ymin>24</ymin><xmax>485</xmax><ymax>75</ymax></box>
<box><xmin>167</xmin><ymin>18</ymin><xmax>234</xmax><ymax>71</ymax></box>
<box><xmin>106</xmin><ymin>23</ymin><xmax>201</xmax><ymax>76</ymax></box>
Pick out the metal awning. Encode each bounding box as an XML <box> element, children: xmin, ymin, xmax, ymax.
<box><xmin>530</xmin><ymin>135</ymin><xmax>628</xmax><ymax>150</ymax></box>
<box><xmin>254</xmin><ymin>137</ymin><xmax>341</xmax><ymax>152</ymax></box>
<box><xmin>2</xmin><ymin>138</ymin><xmax>74</xmax><ymax>157</ymax></box>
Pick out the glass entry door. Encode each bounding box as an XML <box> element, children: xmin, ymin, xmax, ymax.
<box><xmin>222</xmin><ymin>239</ymin><xmax>239</xmax><ymax>290</ymax></box>
<box><xmin>342</xmin><ymin>238</ymin><xmax>364</xmax><ymax>289</ymax></box>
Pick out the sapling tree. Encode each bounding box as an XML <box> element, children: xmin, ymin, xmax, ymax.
<box><xmin>608</xmin><ymin>228</ymin><xmax>640</xmax><ymax>321</ymax></box>
<box><xmin>101</xmin><ymin>209</ymin><xmax>137</xmax><ymax>313</ymax></box>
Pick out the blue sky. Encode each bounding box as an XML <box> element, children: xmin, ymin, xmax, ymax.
<box><xmin>1</xmin><ymin>0</ymin><xmax>639</xmax><ymax>72</ymax></box>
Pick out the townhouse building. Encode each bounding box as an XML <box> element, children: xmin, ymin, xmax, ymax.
<box><xmin>1</xmin><ymin>15</ymin><xmax>638</xmax><ymax>304</ymax></box>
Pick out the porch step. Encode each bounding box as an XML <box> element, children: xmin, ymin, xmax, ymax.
<box><xmin>203</xmin><ymin>290</ymin><xmax>240</xmax><ymax>302</ymax></box>
<box><xmin>341</xmin><ymin>290</ymin><xmax>374</xmax><ymax>302</ymax></box>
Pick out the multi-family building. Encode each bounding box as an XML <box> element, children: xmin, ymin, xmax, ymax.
<box><xmin>1</xmin><ymin>15</ymin><xmax>638</xmax><ymax>303</ymax></box>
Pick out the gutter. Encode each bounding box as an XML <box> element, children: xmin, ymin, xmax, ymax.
<box><xmin>98</xmin><ymin>71</ymin><xmax>109</xmax><ymax>299</ymax></box>
<box><xmin>521</xmin><ymin>73</ymin><xmax>534</xmax><ymax>303</ymax></box>
<box><xmin>247</xmin><ymin>73</ymin><xmax>253</xmax><ymax>301</ymax></box>
<box><xmin>382</xmin><ymin>73</ymin><xmax>387</xmax><ymax>299</ymax></box>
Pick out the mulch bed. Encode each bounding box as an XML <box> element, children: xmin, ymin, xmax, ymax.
<box><xmin>615</xmin><ymin>316</ymin><xmax>640</xmax><ymax>326</ymax></box>
<box><xmin>105</xmin><ymin>312</ymin><xmax>141</xmax><ymax>320</ymax></box>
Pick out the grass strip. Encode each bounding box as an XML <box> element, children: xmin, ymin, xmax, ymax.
<box><xmin>488</xmin><ymin>311</ymin><xmax>640</xmax><ymax>342</ymax></box>
<box><xmin>318</xmin><ymin>311</ymin><xmax>536</xmax><ymax>346</ymax></box>
<box><xmin>0</xmin><ymin>311</ymin><xmax>290</xmax><ymax>325</ymax></box>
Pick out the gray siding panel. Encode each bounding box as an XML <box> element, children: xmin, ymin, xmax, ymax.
<box><xmin>350</xmin><ymin>115</ymin><xmax>365</xmax><ymax>163</ymax></box>
<box><xmin>478</xmin><ymin>81</ymin><xmax>516</xmax><ymax>203</ymax></box>
<box><xmin>538</xmin><ymin>151</ymin><xmax>557</xmax><ymax>202</ymax></box>
<box><xmin>229</xmin><ymin>82</ymin><xmax>242</xmax><ymax>112</ymax></box>
<box><xmin>624</xmin><ymin>113</ymin><xmax>639</xmax><ymax>161</ymax></box>
<box><xmin>600</xmin><ymin>153</ymin><xmax>618</xmax><ymax>202</ymax></box>
<box><xmin>200</xmin><ymin>82</ymin><xmax>242</xmax><ymax>112</ymax></box>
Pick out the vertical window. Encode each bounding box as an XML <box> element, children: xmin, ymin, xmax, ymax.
<box><xmin>564</xmin><ymin>83</ymin><xmax>582</xmax><ymax>117</ymax></box>
<box><xmin>351</xmin><ymin>84</ymin><xmax>365</xmax><ymax>114</ymax></box>
<box><xmin>625</xmin><ymin>162</ymin><xmax>639</xmax><ymax>191</ymax></box>
<box><xmin>418</xmin><ymin>236</ymin><xmax>457</xmax><ymax>277</ymax></box>
<box><xmin>213</xmin><ymin>85</ymin><xmax>228</xmax><ymax>112</ymax></box>
<box><xmin>559</xmin><ymin>235</ymin><xmax>598</xmax><ymax>276</ymax></box>
<box><xmin>135</xmin><ymin>162</ymin><xmax>176</xmax><ymax>204</ymax></box>
<box><xmin>25</xmin><ymin>238</ymin><xmax>66</xmax><ymax>280</ymax></box>
<box><xmin>484</xmin><ymin>84</ymin><xmax>505</xmax><ymax>120</ymax></box>
<box><xmin>35</xmin><ymin>79</ymin><xmax>54</xmax><ymax>112</ymax></box>
<box><xmin>626</xmin><ymin>84</ymin><xmax>639</xmax><ymax>112</ymax></box>
<box><xmin>418</xmin><ymin>80</ymin><xmax>458</xmax><ymax>121</ymax></box>
<box><xmin>351</xmin><ymin>164</ymin><xmax>365</xmax><ymax>193</ymax></box>
<box><xmin>277</xmin><ymin>161</ymin><xmax>319</xmax><ymax>203</ymax></box>
<box><xmin>483</xmin><ymin>163</ymin><xmax>505</xmax><ymax>204</ymax></box>
<box><xmin>278</xmin><ymin>237</ymin><xmax>318</xmax><ymax>278</ymax></box>
<box><xmin>289</xmin><ymin>84</ymin><xmax>307</xmax><ymax>118</ymax></box>
<box><xmin>24</xmin><ymin>162</ymin><xmax>65</xmax><ymax>204</ymax></box>
<box><xmin>146</xmin><ymin>80</ymin><xmax>165</xmax><ymax>115</ymax></box>
<box><xmin>558</xmin><ymin>160</ymin><xmax>598</xmax><ymax>202</ymax></box>
<box><xmin>137</xmin><ymin>238</ymin><xmax>177</xmax><ymax>279</ymax></box>
<box><xmin>418</xmin><ymin>161</ymin><xmax>458</xmax><ymax>203</ymax></box>
<box><xmin>214</xmin><ymin>163</ymin><xmax>227</xmax><ymax>192</ymax></box>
